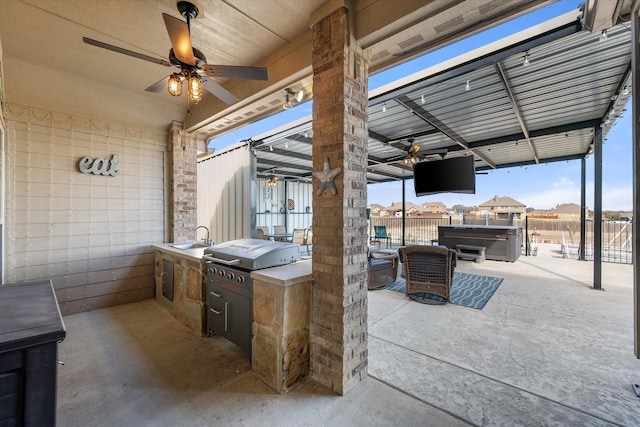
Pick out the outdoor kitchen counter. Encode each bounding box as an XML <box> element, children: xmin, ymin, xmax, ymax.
<box><xmin>151</xmin><ymin>243</ymin><xmax>207</xmax><ymax>261</ymax></box>
<box><xmin>152</xmin><ymin>243</ymin><xmax>208</xmax><ymax>335</ymax></box>
<box><xmin>250</xmin><ymin>258</ymin><xmax>313</xmax><ymax>287</ymax></box>
<box><xmin>250</xmin><ymin>259</ymin><xmax>313</xmax><ymax>394</ymax></box>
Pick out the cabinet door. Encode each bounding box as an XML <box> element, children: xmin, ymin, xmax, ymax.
<box><xmin>225</xmin><ymin>291</ymin><xmax>252</xmax><ymax>354</ymax></box>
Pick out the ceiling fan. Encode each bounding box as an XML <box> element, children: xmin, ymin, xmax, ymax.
<box><xmin>82</xmin><ymin>1</ymin><xmax>268</xmax><ymax>105</ymax></box>
<box><xmin>386</xmin><ymin>138</ymin><xmax>448</xmax><ymax>165</ymax></box>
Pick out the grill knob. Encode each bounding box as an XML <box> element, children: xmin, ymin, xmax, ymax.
<box><xmin>227</xmin><ymin>272</ymin><xmax>235</xmax><ymax>280</ymax></box>
<box><xmin>218</xmin><ymin>269</ymin><xmax>225</xmax><ymax>277</ymax></box>
<box><xmin>236</xmin><ymin>275</ymin><xmax>244</xmax><ymax>283</ymax></box>
<box><xmin>210</xmin><ymin>267</ymin><xmax>217</xmax><ymax>274</ymax></box>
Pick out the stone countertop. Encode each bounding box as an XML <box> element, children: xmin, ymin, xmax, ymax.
<box><xmin>251</xmin><ymin>259</ymin><xmax>312</xmax><ymax>287</ymax></box>
<box><xmin>151</xmin><ymin>243</ymin><xmax>208</xmax><ymax>262</ymax></box>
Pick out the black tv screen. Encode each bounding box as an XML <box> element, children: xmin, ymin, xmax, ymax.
<box><xmin>413</xmin><ymin>156</ymin><xmax>476</xmax><ymax>196</ymax></box>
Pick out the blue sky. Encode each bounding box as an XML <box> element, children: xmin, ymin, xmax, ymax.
<box><xmin>209</xmin><ymin>0</ymin><xmax>632</xmax><ymax>212</ymax></box>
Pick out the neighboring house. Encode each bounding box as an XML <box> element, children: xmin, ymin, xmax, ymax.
<box><xmin>384</xmin><ymin>201</ymin><xmax>421</xmax><ymax>217</ymax></box>
<box><xmin>367</xmin><ymin>203</ymin><xmax>386</xmax><ymax>217</ymax></box>
<box><xmin>551</xmin><ymin>203</ymin><xmax>586</xmax><ymax>220</ymax></box>
<box><xmin>528</xmin><ymin>203</ymin><xmax>591</xmax><ymax>220</ymax></box>
<box><xmin>420</xmin><ymin>201</ymin><xmax>447</xmax><ymax>213</ymax></box>
<box><xmin>478</xmin><ymin>195</ymin><xmax>526</xmax><ymax>219</ymax></box>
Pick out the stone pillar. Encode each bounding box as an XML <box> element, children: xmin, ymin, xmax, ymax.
<box><xmin>168</xmin><ymin>121</ymin><xmax>199</xmax><ymax>242</ymax></box>
<box><xmin>309</xmin><ymin>2</ymin><xmax>370</xmax><ymax>395</ymax></box>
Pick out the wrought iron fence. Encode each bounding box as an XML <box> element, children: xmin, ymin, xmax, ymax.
<box><xmin>369</xmin><ymin>216</ymin><xmax>633</xmax><ymax>264</ymax></box>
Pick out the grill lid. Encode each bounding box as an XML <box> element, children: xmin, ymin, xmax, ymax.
<box><xmin>204</xmin><ymin>238</ymin><xmax>300</xmax><ymax>270</ymax></box>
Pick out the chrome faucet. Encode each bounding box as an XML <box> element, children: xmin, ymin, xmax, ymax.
<box><xmin>195</xmin><ymin>226</ymin><xmax>211</xmax><ymax>246</ymax></box>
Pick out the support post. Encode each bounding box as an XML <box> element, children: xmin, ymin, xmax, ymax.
<box><xmin>631</xmin><ymin>6</ymin><xmax>640</xmax><ymax>358</ymax></box>
<box><xmin>580</xmin><ymin>156</ymin><xmax>587</xmax><ymax>260</ymax></box>
<box><xmin>593</xmin><ymin>125</ymin><xmax>603</xmax><ymax>290</ymax></box>
<box><xmin>309</xmin><ymin>1</ymin><xmax>370</xmax><ymax>395</ymax></box>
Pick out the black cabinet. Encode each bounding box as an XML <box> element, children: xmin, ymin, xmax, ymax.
<box><xmin>0</xmin><ymin>280</ymin><xmax>66</xmax><ymax>426</ymax></box>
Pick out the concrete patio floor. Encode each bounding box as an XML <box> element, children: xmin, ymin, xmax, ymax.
<box><xmin>57</xmin><ymin>244</ymin><xmax>639</xmax><ymax>426</ymax></box>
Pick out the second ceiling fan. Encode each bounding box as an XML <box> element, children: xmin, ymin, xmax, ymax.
<box><xmin>83</xmin><ymin>1</ymin><xmax>268</xmax><ymax>104</ymax></box>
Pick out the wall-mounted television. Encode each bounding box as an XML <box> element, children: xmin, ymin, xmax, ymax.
<box><xmin>412</xmin><ymin>156</ymin><xmax>476</xmax><ymax>196</ymax></box>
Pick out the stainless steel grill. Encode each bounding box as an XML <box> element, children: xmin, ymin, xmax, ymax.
<box><xmin>203</xmin><ymin>239</ymin><xmax>300</xmax><ymax>354</ymax></box>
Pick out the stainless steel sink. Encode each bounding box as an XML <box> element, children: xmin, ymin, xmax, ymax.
<box><xmin>170</xmin><ymin>243</ymin><xmax>209</xmax><ymax>250</ymax></box>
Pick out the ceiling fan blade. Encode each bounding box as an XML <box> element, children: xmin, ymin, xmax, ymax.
<box><xmin>202</xmin><ymin>64</ymin><xmax>268</xmax><ymax>81</ymax></box>
<box><xmin>200</xmin><ymin>76</ymin><xmax>238</xmax><ymax>104</ymax></box>
<box><xmin>162</xmin><ymin>13</ymin><xmax>196</xmax><ymax>66</ymax></box>
<box><xmin>82</xmin><ymin>37</ymin><xmax>172</xmax><ymax>67</ymax></box>
<box><xmin>408</xmin><ymin>145</ymin><xmax>420</xmax><ymax>155</ymax></box>
<box><xmin>145</xmin><ymin>76</ymin><xmax>171</xmax><ymax>93</ymax></box>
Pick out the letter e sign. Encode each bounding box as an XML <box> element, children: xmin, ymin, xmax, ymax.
<box><xmin>78</xmin><ymin>154</ymin><xmax>120</xmax><ymax>176</ymax></box>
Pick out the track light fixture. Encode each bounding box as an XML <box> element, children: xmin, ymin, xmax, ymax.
<box><xmin>283</xmin><ymin>88</ymin><xmax>304</xmax><ymax>110</ymax></box>
<box><xmin>382</xmin><ymin>103</ymin><xmax>387</xmax><ymax>113</ymax></box>
<box><xmin>420</xmin><ymin>95</ymin><xmax>425</xmax><ymax>104</ymax></box>
<box><xmin>623</xmin><ymin>86</ymin><xmax>630</xmax><ymax>95</ymax></box>
<box><xmin>522</xmin><ymin>51</ymin><xmax>530</xmax><ymax>67</ymax></box>
<box><xmin>465</xmin><ymin>80</ymin><xmax>470</xmax><ymax>91</ymax></box>
<box><xmin>599</xmin><ymin>29</ymin><xmax>608</xmax><ymax>41</ymax></box>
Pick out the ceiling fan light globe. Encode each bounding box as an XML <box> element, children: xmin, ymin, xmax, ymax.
<box><xmin>188</xmin><ymin>76</ymin><xmax>203</xmax><ymax>103</ymax></box>
<box><xmin>168</xmin><ymin>75</ymin><xmax>183</xmax><ymax>96</ymax></box>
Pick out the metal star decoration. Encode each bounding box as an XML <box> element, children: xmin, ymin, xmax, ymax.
<box><xmin>312</xmin><ymin>156</ymin><xmax>342</xmax><ymax>196</ymax></box>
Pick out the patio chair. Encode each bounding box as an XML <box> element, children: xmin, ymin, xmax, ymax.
<box><xmin>368</xmin><ymin>249</ymin><xmax>399</xmax><ymax>290</ymax></box>
<box><xmin>256</xmin><ymin>226</ymin><xmax>270</xmax><ymax>240</ymax></box>
<box><xmin>304</xmin><ymin>227</ymin><xmax>313</xmax><ymax>254</ymax></box>
<box><xmin>373</xmin><ymin>225</ymin><xmax>391</xmax><ymax>248</ymax></box>
<box><xmin>273</xmin><ymin>225</ymin><xmax>289</xmax><ymax>241</ymax></box>
<box><xmin>398</xmin><ymin>245</ymin><xmax>456</xmax><ymax>303</ymax></box>
<box><xmin>291</xmin><ymin>228</ymin><xmax>306</xmax><ymax>245</ymax></box>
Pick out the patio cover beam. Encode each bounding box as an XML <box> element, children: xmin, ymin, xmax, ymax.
<box><xmin>395</xmin><ymin>95</ymin><xmax>497</xmax><ymax>168</ymax></box>
<box><xmin>475</xmin><ymin>153</ymin><xmax>586</xmax><ymax>171</ymax></box>
<box><xmin>494</xmin><ymin>61</ymin><xmax>540</xmax><ymax>163</ymax></box>
<box><xmin>462</xmin><ymin>119</ymin><xmax>603</xmax><ymax>149</ymax></box>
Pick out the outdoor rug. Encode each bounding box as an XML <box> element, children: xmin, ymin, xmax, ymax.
<box><xmin>385</xmin><ymin>272</ymin><xmax>503</xmax><ymax>309</ymax></box>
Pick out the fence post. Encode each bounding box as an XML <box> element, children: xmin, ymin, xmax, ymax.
<box><xmin>525</xmin><ymin>216</ymin><xmax>529</xmax><ymax>256</ymax></box>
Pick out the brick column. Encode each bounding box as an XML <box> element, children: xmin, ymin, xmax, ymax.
<box><xmin>309</xmin><ymin>3</ymin><xmax>370</xmax><ymax>395</ymax></box>
<box><xmin>168</xmin><ymin>121</ymin><xmax>199</xmax><ymax>242</ymax></box>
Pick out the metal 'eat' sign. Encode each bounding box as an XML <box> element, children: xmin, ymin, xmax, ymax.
<box><xmin>78</xmin><ymin>154</ymin><xmax>119</xmax><ymax>176</ymax></box>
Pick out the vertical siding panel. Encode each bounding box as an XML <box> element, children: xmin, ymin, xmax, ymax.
<box><xmin>197</xmin><ymin>143</ymin><xmax>251</xmax><ymax>244</ymax></box>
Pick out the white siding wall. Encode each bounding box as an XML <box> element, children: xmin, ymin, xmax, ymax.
<box><xmin>256</xmin><ymin>180</ymin><xmax>313</xmax><ymax>233</ymax></box>
<box><xmin>5</xmin><ymin>104</ymin><xmax>166</xmax><ymax>314</ymax></box>
<box><xmin>197</xmin><ymin>143</ymin><xmax>253</xmax><ymax>244</ymax></box>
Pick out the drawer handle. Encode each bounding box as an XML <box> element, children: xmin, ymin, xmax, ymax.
<box><xmin>224</xmin><ymin>302</ymin><xmax>229</xmax><ymax>332</ymax></box>
<box><xmin>209</xmin><ymin>307</ymin><xmax>222</xmax><ymax>315</ymax></box>
<box><xmin>210</xmin><ymin>291</ymin><xmax>222</xmax><ymax>298</ymax></box>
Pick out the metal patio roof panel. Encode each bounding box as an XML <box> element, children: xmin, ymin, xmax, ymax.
<box><xmin>250</xmin><ymin>13</ymin><xmax>631</xmax><ymax>183</ymax></box>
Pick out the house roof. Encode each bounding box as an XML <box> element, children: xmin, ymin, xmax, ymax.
<box><xmin>421</xmin><ymin>202</ymin><xmax>447</xmax><ymax>208</ymax></box>
<box><xmin>552</xmin><ymin>203</ymin><xmax>582</xmax><ymax>214</ymax></box>
<box><xmin>248</xmin><ymin>9</ymin><xmax>631</xmax><ymax>186</ymax></box>
<box><xmin>387</xmin><ymin>201</ymin><xmax>421</xmax><ymax>211</ymax></box>
<box><xmin>479</xmin><ymin>195</ymin><xmax>526</xmax><ymax>208</ymax></box>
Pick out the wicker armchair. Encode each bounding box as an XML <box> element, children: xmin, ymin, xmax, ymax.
<box><xmin>368</xmin><ymin>250</ymin><xmax>399</xmax><ymax>290</ymax></box>
<box><xmin>398</xmin><ymin>246</ymin><xmax>456</xmax><ymax>303</ymax></box>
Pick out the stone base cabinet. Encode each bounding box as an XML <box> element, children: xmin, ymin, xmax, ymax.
<box><xmin>153</xmin><ymin>245</ymin><xmax>207</xmax><ymax>335</ymax></box>
<box><xmin>251</xmin><ymin>260</ymin><xmax>312</xmax><ymax>393</ymax></box>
